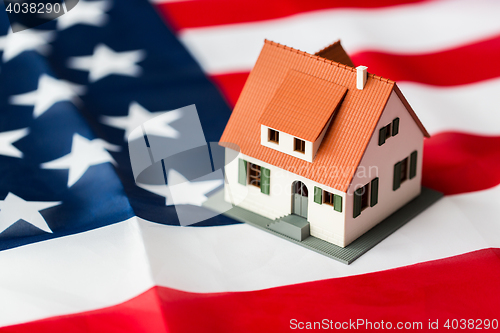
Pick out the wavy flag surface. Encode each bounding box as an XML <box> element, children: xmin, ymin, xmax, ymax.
<box><xmin>0</xmin><ymin>0</ymin><xmax>500</xmax><ymax>331</ymax></box>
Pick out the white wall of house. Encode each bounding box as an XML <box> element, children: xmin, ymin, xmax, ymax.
<box><xmin>224</xmin><ymin>150</ymin><xmax>347</xmax><ymax>246</ymax></box>
<box><xmin>344</xmin><ymin>91</ymin><xmax>424</xmax><ymax>246</ymax></box>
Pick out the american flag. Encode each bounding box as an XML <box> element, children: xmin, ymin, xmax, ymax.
<box><xmin>1</xmin><ymin>0</ymin><xmax>499</xmax><ymax>332</ymax></box>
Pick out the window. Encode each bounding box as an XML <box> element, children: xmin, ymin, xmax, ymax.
<box><xmin>400</xmin><ymin>157</ymin><xmax>408</xmax><ymax>183</ymax></box>
<box><xmin>353</xmin><ymin>183</ymin><xmax>369</xmax><ymax>218</ymax></box>
<box><xmin>294</xmin><ymin>181</ymin><xmax>308</xmax><ymax>196</ymax></box>
<box><xmin>370</xmin><ymin>178</ymin><xmax>379</xmax><ymax>207</ymax></box>
<box><xmin>353</xmin><ymin>178</ymin><xmax>378</xmax><ymax>218</ymax></box>
<box><xmin>248</xmin><ymin>163</ymin><xmax>261</xmax><ymax>188</ymax></box>
<box><xmin>314</xmin><ymin>187</ymin><xmax>342</xmax><ymax>212</ymax></box>
<box><xmin>393</xmin><ymin>151</ymin><xmax>417</xmax><ymax>191</ymax></box>
<box><xmin>392</xmin><ymin>118</ymin><xmax>400</xmax><ymax>136</ymax></box>
<box><xmin>238</xmin><ymin>159</ymin><xmax>247</xmax><ymax>185</ymax></box>
<box><xmin>384</xmin><ymin>124</ymin><xmax>391</xmax><ymax>140</ymax></box>
<box><xmin>238</xmin><ymin>159</ymin><xmax>271</xmax><ymax>194</ymax></box>
<box><xmin>294</xmin><ymin>138</ymin><xmax>305</xmax><ymax>154</ymax></box>
<box><xmin>409</xmin><ymin>151</ymin><xmax>417</xmax><ymax>179</ymax></box>
<box><xmin>378</xmin><ymin>118</ymin><xmax>400</xmax><ymax>146</ymax></box>
<box><xmin>393</xmin><ymin>158</ymin><xmax>408</xmax><ymax>191</ymax></box>
<box><xmin>323</xmin><ymin>190</ymin><xmax>334</xmax><ymax>206</ymax></box>
<box><xmin>268</xmin><ymin>128</ymin><xmax>279</xmax><ymax>144</ymax></box>
<box><xmin>379</xmin><ymin>126</ymin><xmax>388</xmax><ymax>145</ymax></box>
<box><xmin>360</xmin><ymin>183</ymin><xmax>370</xmax><ymax>211</ymax></box>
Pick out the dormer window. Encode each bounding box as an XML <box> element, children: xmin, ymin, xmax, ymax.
<box><xmin>268</xmin><ymin>129</ymin><xmax>279</xmax><ymax>144</ymax></box>
<box><xmin>294</xmin><ymin>138</ymin><xmax>305</xmax><ymax>154</ymax></box>
<box><xmin>258</xmin><ymin>70</ymin><xmax>348</xmax><ymax>163</ymax></box>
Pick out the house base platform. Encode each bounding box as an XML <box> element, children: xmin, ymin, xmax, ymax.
<box><xmin>203</xmin><ymin>187</ymin><xmax>443</xmax><ymax>265</ymax></box>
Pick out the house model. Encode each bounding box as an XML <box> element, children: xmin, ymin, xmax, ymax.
<box><xmin>219</xmin><ymin>40</ymin><xmax>430</xmax><ymax>248</ymax></box>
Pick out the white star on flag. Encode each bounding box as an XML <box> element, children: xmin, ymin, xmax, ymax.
<box><xmin>41</xmin><ymin>133</ymin><xmax>121</xmax><ymax>187</ymax></box>
<box><xmin>138</xmin><ymin>169</ymin><xmax>223</xmax><ymax>207</ymax></box>
<box><xmin>0</xmin><ymin>128</ymin><xmax>29</xmax><ymax>158</ymax></box>
<box><xmin>57</xmin><ymin>0</ymin><xmax>111</xmax><ymax>30</ymax></box>
<box><xmin>9</xmin><ymin>74</ymin><xmax>85</xmax><ymax>118</ymax></box>
<box><xmin>0</xmin><ymin>193</ymin><xmax>61</xmax><ymax>234</ymax></box>
<box><xmin>101</xmin><ymin>102</ymin><xmax>182</xmax><ymax>141</ymax></box>
<box><xmin>0</xmin><ymin>24</ymin><xmax>55</xmax><ymax>62</ymax></box>
<box><xmin>67</xmin><ymin>44</ymin><xmax>146</xmax><ymax>82</ymax></box>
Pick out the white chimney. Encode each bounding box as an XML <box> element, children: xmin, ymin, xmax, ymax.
<box><xmin>356</xmin><ymin>65</ymin><xmax>368</xmax><ymax>90</ymax></box>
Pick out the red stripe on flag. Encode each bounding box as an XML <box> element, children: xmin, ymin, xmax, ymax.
<box><xmin>210</xmin><ymin>72</ymin><xmax>249</xmax><ymax>107</ymax></box>
<box><xmin>422</xmin><ymin>132</ymin><xmax>500</xmax><ymax>195</ymax></box>
<box><xmin>351</xmin><ymin>34</ymin><xmax>500</xmax><ymax>86</ymax></box>
<box><xmin>211</xmin><ymin>33</ymin><xmax>500</xmax><ymax>104</ymax></box>
<box><xmin>4</xmin><ymin>248</ymin><xmax>500</xmax><ymax>333</ymax></box>
<box><xmin>156</xmin><ymin>0</ymin><xmax>431</xmax><ymax>31</ymax></box>
<box><xmin>0</xmin><ymin>288</ymin><xmax>168</xmax><ymax>333</ymax></box>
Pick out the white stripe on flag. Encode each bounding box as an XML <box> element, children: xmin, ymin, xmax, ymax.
<box><xmin>142</xmin><ymin>185</ymin><xmax>500</xmax><ymax>293</ymax></box>
<box><xmin>2</xmin><ymin>184</ymin><xmax>500</xmax><ymax>326</ymax></box>
<box><xmin>399</xmin><ymin>78</ymin><xmax>500</xmax><ymax>135</ymax></box>
<box><xmin>178</xmin><ymin>0</ymin><xmax>500</xmax><ymax>75</ymax></box>
<box><xmin>0</xmin><ymin>218</ymin><xmax>154</xmax><ymax>327</ymax></box>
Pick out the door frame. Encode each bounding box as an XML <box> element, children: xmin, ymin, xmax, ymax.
<box><xmin>291</xmin><ymin>181</ymin><xmax>309</xmax><ymax>218</ymax></box>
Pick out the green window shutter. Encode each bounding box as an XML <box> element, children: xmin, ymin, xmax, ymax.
<box><xmin>260</xmin><ymin>167</ymin><xmax>270</xmax><ymax>195</ymax></box>
<box><xmin>353</xmin><ymin>188</ymin><xmax>362</xmax><ymax>218</ymax></box>
<box><xmin>392</xmin><ymin>118</ymin><xmax>400</xmax><ymax>136</ymax></box>
<box><xmin>334</xmin><ymin>194</ymin><xmax>342</xmax><ymax>212</ymax></box>
<box><xmin>393</xmin><ymin>161</ymin><xmax>402</xmax><ymax>190</ymax></box>
<box><xmin>370</xmin><ymin>177</ymin><xmax>379</xmax><ymax>207</ymax></box>
<box><xmin>314</xmin><ymin>187</ymin><xmax>322</xmax><ymax>204</ymax></box>
<box><xmin>409</xmin><ymin>150</ymin><xmax>418</xmax><ymax>179</ymax></box>
<box><xmin>238</xmin><ymin>159</ymin><xmax>247</xmax><ymax>185</ymax></box>
<box><xmin>378</xmin><ymin>127</ymin><xmax>387</xmax><ymax>146</ymax></box>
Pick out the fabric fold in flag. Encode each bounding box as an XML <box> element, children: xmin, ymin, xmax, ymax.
<box><xmin>1</xmin><ymin>0</ymin><xmax>500</xmax><ymax>330</ymax></box>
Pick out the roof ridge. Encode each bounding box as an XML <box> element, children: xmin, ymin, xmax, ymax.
<box><xmin>315</xmin><ymin>40</ymin><xmax>343</xmax><ymax>58</ymax></box>
<box><xmin>264</xmin><ymin>39</ymin><xmax>396</xmax><ymax>86</ymax></box>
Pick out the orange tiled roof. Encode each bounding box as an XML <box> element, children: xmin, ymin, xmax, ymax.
<box><xmin>314</xmin><ymin>40</ymin><xmax>354</xmax><ymax>67</ymax></box>
<box><xmin>259</xmin><ymin>69</ymin><xmax>348</xmax><ymax>142</ymax></box>
<box><xmin>220</xmin><ymin>40</ymin><xmax>429</xmax><ymax>192</ymax></box>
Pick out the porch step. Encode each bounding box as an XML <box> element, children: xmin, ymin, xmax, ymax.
<box><xmin>267</xmin><ymin>214</ymin><xmax>310</xmax><ymax>241</ymax></box>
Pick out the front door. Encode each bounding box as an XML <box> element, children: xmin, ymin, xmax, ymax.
<box><xmin>292</xmin><ymin>181</ymin><xmax>308</xmax><ymax>218</ymax></box>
